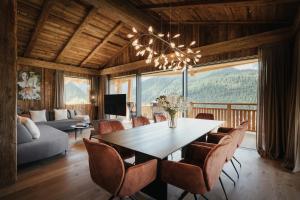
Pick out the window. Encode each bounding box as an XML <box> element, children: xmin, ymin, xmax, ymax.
<box><xmin>109</xmin><ymin>76</ymin><xmax>136</xmax><ymax>120</ymax></box>
<box><xmin>64</xmin><ymin>76</ymin><xmax>91</xmax><ymax>105</ymax></box>
<box><xmin>141</xmin><ymin>71</ymin><xmax>182</xmax><ymax>119</ymax></box>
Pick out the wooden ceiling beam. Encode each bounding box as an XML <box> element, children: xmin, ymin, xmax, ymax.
<box><xmin>24</xmin><ymin>0</ymin><xmax>54</xmax><ymax>57</ymax></box>
<box><xmin>18</xmin><ymin>57</ymin><xmax>100</xmax><ymax>76</ymax></box>
<box><xmin>81</xmin><ymin>21</ymin><xmax>123</xmax><ymax>66</ymax></box>
<box><xmin>169</xmin><ymin>20</ymin><xmax>290</xmax><ymax>25</ymax></box>
<box><xmin>100</xmin><ymin>27</ymin><xmax>292</xmax><ymax>75</ymax></box>
<box><xmin>83</xmin><ymin>0</ymin><xmax>159</xmax><ymax>32</ymax></box>
<box><xmin>55</xmin><ymin>7</ymin><xmax>99</xmax><ymax>63</ymax></box>
<box><xmin>140</xmin><ymin>0</ymin><xmax>300</xmax><ymax>11</ymax></box>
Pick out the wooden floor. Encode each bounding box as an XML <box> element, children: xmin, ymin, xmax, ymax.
<box><xmin>0</xmin><ymin>131</ymin><xmax>299</xmax><ymax>200</ymax></box>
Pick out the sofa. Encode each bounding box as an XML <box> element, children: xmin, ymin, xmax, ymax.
<box><xmin>17</xmin><ymin>122</ymin><xmax>69</xmax><ymax>165</ymax></box>
<box><xmin>21</xmin><ymin>109</ymin><xmax>90</xmax><ymax>131</ymax></box>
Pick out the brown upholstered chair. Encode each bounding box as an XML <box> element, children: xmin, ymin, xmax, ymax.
<box><xmin>161</xmin><ymin>136</ymin><xmax>232</xmax><ymax>200</ymax></box>
<box><xmin>132</xmin><ymin>116</ymin><xmax>150</xmax><ymax>128</ymax></box>
<box><xmin>97</xmin><ymin>119</ymin><xmax>134</xmax><ymax>160</ymax></box>
<box><xmin>195</xmin><ymin>113</ymin><xmax>214</xmax><ymax>120</ymax></box>
<box><xmin>153</xmin><ymin>113</ymin><xmax>167</xmax><ymax>123</ymax></box>
<box><xmin>83</xmin><ymin>138</ymin><xmax>157</xmax><ymax>200</ymax></box>
<box><xmin>205</xmin><ymin>121</ymin><xmax>249</xmax><ymax>178</ymax></box>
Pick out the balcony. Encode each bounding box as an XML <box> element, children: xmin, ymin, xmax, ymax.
<box><xmin>142</xmin><ymin>102</ymin><xmax>257</xmax><ymax>132</ymax></box>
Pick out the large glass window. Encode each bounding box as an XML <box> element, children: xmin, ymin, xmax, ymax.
<box><xmin>64</xmin><ymin>76</ymin><xmax>91</xmax><ymax>105</ymax></box>
<box><xmin>141</xmin><ymin>71</ymin><xmax>183</xmax><ymax>119</ymax></box>
<box><xmin>109</xmin><ymin>76</ymin><xmax>136</xmax><ymax>121</ymax></box>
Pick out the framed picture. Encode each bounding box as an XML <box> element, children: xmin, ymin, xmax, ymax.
<box><xmin>17</xmin><ymin>70</ymin><xmax>41</xmax><ymax>100</ymax></box>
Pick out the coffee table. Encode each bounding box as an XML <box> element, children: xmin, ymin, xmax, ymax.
<box><xmin>70</xmin><ymin>124</ymin><xmax>90</xmax><ymax>140</ymax></box>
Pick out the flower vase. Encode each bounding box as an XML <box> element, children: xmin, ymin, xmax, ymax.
<box><xmin>168</xmin><ymin>114</ymin><xmax>177</xmax><ymax>128</ymax></box>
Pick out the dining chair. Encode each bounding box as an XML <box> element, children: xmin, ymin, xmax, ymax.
<box><xmin>132</xmin><ymin>116</ymin><xmax>150</xmax><ymax>128</ymax></box>
<box><xmin>195</xmin><ymin>113</ymin><xmax>214</xmax><ymax>120</ymax></box>
<box><xmin>83</xmin><ymin>138</ymin><xmax>157</xmax><ymax>200</ymax></box>
<box><xmin>216</xmin><ymin>121</ymin><xmax>249</xmax><ymax>168</ymax></box>
<box><xmin>161</xmin><ymin>135</ymin><xmax>232</xmax><ymax>200</ymax></box>
<box><xmin>97</xmin><ymin>119</ymin><xmax>135</xmax><ymax>160</ymax></box>
<box><xmin>153</xmin><ymin>113</ymin><xmax>167</xmax><ymax>123</ymax></box>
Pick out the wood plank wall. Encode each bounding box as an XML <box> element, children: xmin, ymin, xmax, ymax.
<box><xmin>0</xmin><ymin>0</ymin><xmax>17</xmax><ymax>187</ymax></box>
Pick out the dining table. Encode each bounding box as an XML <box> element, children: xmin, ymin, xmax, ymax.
<box><xmin>93</xmin><ymin>118</ymin><xmax>224</xmax><ymax>200</ymax></box>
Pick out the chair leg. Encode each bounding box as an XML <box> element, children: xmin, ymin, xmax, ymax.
<box><xmin>233</xmin><ymin>156</ymin><xmax>242</xmax><ymax>168</ymax></box>
<box><xmin>178</xmin><ymin>191</ymin><xmax>188</xmax><ymax>200</ymax></box>
<box><xmin>200</xmin><ymin>194</ymin><xmax>209</xmax><ymax>200</ymax></box>
<box><xmin>230</xmin><ymin>160</ymin><xmax>239</xmax><ymax>178</ymax></box>
<box><xmin>222</xmin><ymin>170</ymin><xmax>236</xmax><ymax>186</ymax></box>
<box><xmin>194</xmin><ymin>194</ymin><xmax>198</xmax><ymax>200</ymax></box>
<box><xmin>219</xmin><ymin>177</ymin><xmax>229</xmax><ymax>200</ymax></box>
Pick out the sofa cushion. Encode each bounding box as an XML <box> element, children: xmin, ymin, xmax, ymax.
<box><xmin>17</xmin><ymin>123</ymin><xmax>33</xmax><ymax>144</ymax></box>
<box><xmin>68</xmin><ymin>109</ymin><xmax>76</xmax><ymax>119</ymax></box>
<box><xmin>29</xmin><ymin>110</ymin><xmax>47</xmax><ymax>122</ymax></box>
<box><xmin>54</xmin><ymin>109</ymin><xmax>68</xmax><ymax>120</ymax></box>
<box><xmin>20</xmin><ymin>117</ymin><xmax>40</xmax><ymax>139</ymax></box>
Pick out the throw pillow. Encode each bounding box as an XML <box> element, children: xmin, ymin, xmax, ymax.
<box><xmin>17</xmin><ymin>123</ymin><xmax>33</xmax><ymax>144</ymax></box>
<box><xmin>19</xmin><ymin>116</ymin><xmax>40</xmax><ymax>139</ymax></box>
<box><xmin>54</xmin><ymin>109</ymin><xmax>68</xmax><ymax>120</ymax></box>
<box><xmin>30</xmin><ymin>110</ymin><xmax>47</xmax><ymax>122</ymax></box>
<box><xmin>68</xmin><ymin>109</ymin><xmax>76</xmax><ymax>119</ymax></box>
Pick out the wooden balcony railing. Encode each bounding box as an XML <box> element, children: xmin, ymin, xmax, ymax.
<box><xmin>190</xmin><ymin>102</ymin><xmax>257</xmax><ymax>132</ymax></box>
<box><xmin>141</xmin><ymin>102</ymin><xmax>257</xmax><ymax>132</ymax></box>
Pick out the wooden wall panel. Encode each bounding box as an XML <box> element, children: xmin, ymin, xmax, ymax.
<box><xmin>0</xmin><ymin>0</ymin><xmax>17</xmax><ymax>187</ymax></box>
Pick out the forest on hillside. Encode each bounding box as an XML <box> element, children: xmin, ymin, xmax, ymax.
<box><xmin>141</xmin><ymin>67</ymin><xmax>258</xmax><ymax>104</ymax></box>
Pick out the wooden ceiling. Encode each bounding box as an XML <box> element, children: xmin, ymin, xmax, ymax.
<box><xmin>17</xmin><ymin>0</ymin><xmax>300</xmax><ymax>75</ymax></box>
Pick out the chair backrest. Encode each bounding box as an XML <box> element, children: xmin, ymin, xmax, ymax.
<box><xmin>225</xmin><ymin>129</ymin><xmax>240</xmax><ymax>161</ymax></box>
<box><xmin>98</xmin><ymin>120</ymin><xmax>124</xmax><ymax>135</ymax></box>
<box><xmin>236</xmin><ymin>121</ymin><xmax>249</xmax><ymax>147</ymax></box>
<box><xmin>195</xmin><ymin>113</ymin><xmax>214</xmax><ymax>120</ymax></box>
<box><xmin>132</xmin><ymin>116</ymin><xmax>150</xmax><ymax>128</ymax></box>
<box><xmin>153</xmin><ymin>113</ymin><xmax>167</xmax><ymax>123</ymax></box>
<box><xmin>203</xmin><ymin>135</ymin><xmax>231</xmax><ymax>191</ymax></box>
<box><xmin>83</xmin><ymin>138</ymin><xmax>125</xmax><ymax>195</ymax></box>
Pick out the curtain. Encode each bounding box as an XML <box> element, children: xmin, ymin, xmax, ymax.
<box><xmin>284</xmin><ymin>32</ymin><xmax>300</xmax><ymax>172</ymax></box>
<box><xmin>98</xmin><ymin>75</ymin><xmax>108</xmax><ymax>119</ymax></box>
<box><xmin>54</xmin><ymin>70</ymin><xmax>64</xmax><ymax>109</ymax></box>
<box><xmin>91</xmin><ymin>76</ymin><xmax>99</xmax><ymax>120</ymax></box>
<box><xmin>257</xmin><ymin>42</ymin><xmax>292</xmax><ymax>159</ymax></box>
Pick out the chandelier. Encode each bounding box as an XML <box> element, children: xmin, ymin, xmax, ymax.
<box><xmin>127</xmin><ymin>26</ymin><xmax>202</xmax><ymax>71</ymax></box>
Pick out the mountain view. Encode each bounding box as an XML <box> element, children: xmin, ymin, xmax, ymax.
<box><xmin>141</xmin><ymin>63</ymin><xmax>258</xmax><ymax>104</ymax></box>
<box><xmin>64</xmin><ymin>77</ymin><xmax>90</xmax><ymax>104</ymax></box>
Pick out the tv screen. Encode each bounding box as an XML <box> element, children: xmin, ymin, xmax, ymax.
<box><xmin>104</xmin><ymin>94</ymin><xmax>126</xmax><ymax>116</ymax></box>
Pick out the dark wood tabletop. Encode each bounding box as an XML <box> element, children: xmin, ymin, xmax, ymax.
<box><xmin>93</xmin><ymin>118</ymin><xmax>224</xmax><ymax>159</ymax></box>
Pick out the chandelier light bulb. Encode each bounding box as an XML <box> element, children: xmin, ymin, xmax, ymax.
<box><xmin>173</xmin><ymin>34</ymin><xmax>180</xmax><ymax>38</ymax></box>
<box><xmin>132</xmin><ymin>27</ymin><xmax>137</xmax><ymax>33</ymax></box>
<box><xmin>148</xmin><ymin>26</ymin><xmax>153</xmax><ymax>33</ymax></box>
<box><xmin>190</xmin><ymin>41</ymin><xmax>196</xmax><ymax>46</ymax></box>
<box><xmin>158</xmin><ymin>33</ymin><xmax>164</xmax><ymax>37</ymax></box>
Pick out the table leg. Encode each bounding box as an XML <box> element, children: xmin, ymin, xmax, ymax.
<box><xmin>75</xmin><ymin>129</ymin><xmax>77</xmax><ymax>140</ymax></box>
<box><xmin>135</xmin><ymin>152</ymin><xmax>168</xmax><ymax>200</ymax></box>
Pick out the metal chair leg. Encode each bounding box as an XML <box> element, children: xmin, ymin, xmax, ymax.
<box><xmin>222</xmin><ymin>170</ymin><xmax>236</xmax><ymax>186</ymax></box>
<box><xmin>219</xmin><ymin>177</ymin><xmax>229</xmax><ymax>200</ymax></box>
<box><xmin>233</xmin><ymin>156</ymin><xmax>242</xmax><ymax>168</ymax></box>
<box><xmin>194</xmin><ymin>194</ymin><xmax>198</xmax><ymax>200</ymax></box>
<box><xmin>200</xmin><ymin>194</ymin><xmax>209</xmax><ymax>200</ymax></box>
<box><xmin>178</xmin><ymin>191</ymin><xmax>189</xmax><ymax>200</ymax></box>
<box><xmin>231</xmin><ymin>160</ymin><xmax>239</xmax><ymax>178</ymax></box>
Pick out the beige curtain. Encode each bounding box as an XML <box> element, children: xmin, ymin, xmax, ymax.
<box><xmin>284</xmin><ymin>32</ymin><xmax>300</xmax><ymax>172</ymax></box>
<box><xmin>98</xmin><ymin>75</ymin><xmax>108</xmax><ymax>119</ymax></box>
<box><xmin>54</xmin><ymin>70</ymin><xmax>64</xmax><ymax>109</ymax></box>
<box><xmin>257</xmin><ymin>42</ymin><xmax>292</xmax><ymax>159</ymax></box>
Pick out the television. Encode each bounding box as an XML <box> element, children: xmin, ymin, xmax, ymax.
<box><xmin>104</xmin><ymin>94</ymin><xmax>126</xmax><ymax>116</ymax></box>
